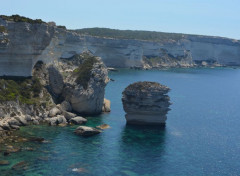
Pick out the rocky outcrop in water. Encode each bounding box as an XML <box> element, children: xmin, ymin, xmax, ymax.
<box><xmin>74</xmin><ymin>126</ymin><xmax>102</xmax><ymax>137</ymax></box>
<box><xmin>122</xmin><ymin>81</ymin><xmax>171</xmax><ymax>125</ymax></box>
<box><xmin>60</xmin><ymin>53</ymin><xmax>109</xmax><ymax>115</ymax></box>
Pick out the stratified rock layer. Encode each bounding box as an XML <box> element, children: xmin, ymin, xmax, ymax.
<box><xmin>1</xmin><ymin>15</ymin><xmax>240</xmax><ymax>77</ymax></box>
<box><xmin>122</xmin><ymin>81</ymin><xmax>171</xmax><ymax>125</ymax></box>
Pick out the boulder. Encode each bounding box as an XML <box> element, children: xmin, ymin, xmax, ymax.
<box><xmin>25</xmin><ymin>115</ymin><xmax>32</xmax><ymax>122</ymax></box>
<box><xmin>122</xmin><ymin>81</ymin><xmax>171</xmax><ymax>125</ymax></box>
<box><xmin>48</xmin><ymin>107</ymin><xmax>61</xmax><ymax>117</ymax></box>
<box><xmin>0</xmin><ymin>122</ymin><xmax>11</xmax><ymax>130</ymax></box>
<box><xmin>60</xmin><ymin>101</ymin><xmax>72</xmax><ymax>112</ymax></box>
<box><xmin>10</xmin><ymin>125</ymin><xmax>20</xmax><ymax>130</ymax></box>
<box><xmin>7</xmin><ymin>118</ymin><xmax>21</xmax><ymax>126</ymax></box>
<box><xmin>47</xmin><ymin>115</ymin><xmax>67</xmax><ymax>126</ymax></box>
<box><xmin>32</xmin><ymin>119</ymin><xmax>39</xmax><ymax>125</ymax></box>
<box><xmin>102</xmin><ymin>98</ymin><xmax>111</xmax><ymax>112</ymax></box>
<box><xmin>74</xmin><ymin>126</ymin><xmax>101</xmax><ymax>137</ymax></box>
<box><xmin>70</xmin><ymin>117</ymin><xmax>87</xmax><ymax>125</ymax></box>
<box><xmin>62</xmin><ymin>111</ymin><xmax>76</xmax><ymax>121</ymax></box>
<box><xmin>15</xmin><ymin>116</ymin><xmax>28</xmax><ymax>126</ymax></box>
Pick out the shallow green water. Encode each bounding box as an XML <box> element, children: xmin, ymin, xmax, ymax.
<box><xmin>1</xmin><ymin>68</ymin><xmax>240</xmax><ymax>176</ymax></box>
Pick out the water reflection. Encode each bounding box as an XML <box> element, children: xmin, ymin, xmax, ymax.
<box><xmin>116</xmin><ymin>125</ymin><xmax>167</xmax><ymax>175</ymax></box>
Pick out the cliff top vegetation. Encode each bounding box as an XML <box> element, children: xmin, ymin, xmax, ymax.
<box><xmin>75</xmin><ymin>27</ymin><xmax>184</xmax><ymax>42</ymax></box>
<box><xmin>0</xmin><ymin>14</ymin><xmax>45</xmax><ymax>24</ymax></box>
<box><xmin>0</xmin><ymin>77</ymin><xmax>43</xmax><ymax>105</ymax></box>
<box><xmin>0</xmin><ymin>26</ymin><xmax>6</xmax><ymax>33</ymax></box>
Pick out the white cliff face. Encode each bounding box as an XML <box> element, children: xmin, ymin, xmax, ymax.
<box><xmin>0</xmin><ymin>18</ymin><xmax>56</xmax><ymax>76</ymax></box>
<box><xmin>0</xmin><ymin>17</ymin><xmax>240</xmax><ymax>77</ymax></box>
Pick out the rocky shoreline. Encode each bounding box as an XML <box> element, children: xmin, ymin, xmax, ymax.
<box><xmin>0</xmin><ymin>52</ymin><xmax>110</xmax><ymax>143</ymax></box>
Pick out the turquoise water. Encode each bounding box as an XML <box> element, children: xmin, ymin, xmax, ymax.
<box><xmin>1</xmin><ymin>68</ymin><xmax>240</xmax><ymax>176</ymax></box>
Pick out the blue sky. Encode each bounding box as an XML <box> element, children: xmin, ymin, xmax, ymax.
<box><xmin>1</xmin><ymin>0</ymin><xmax>239</xmax><ymax>39</ymax></box>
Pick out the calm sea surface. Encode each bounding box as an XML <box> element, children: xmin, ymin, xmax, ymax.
<box><xmin>1</xmin><ymin>68</ymin><xmax>240</xmax><ymax>176</ymax></box>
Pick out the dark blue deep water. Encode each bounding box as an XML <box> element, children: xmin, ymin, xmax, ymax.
<box><xmin>1</xmin><ymin>68</ymin><xmax>240</xmax><ymax>176</ymax></box>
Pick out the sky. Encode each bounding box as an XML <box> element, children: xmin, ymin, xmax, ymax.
<box><xmin>0</xmin><ymin>0</ymin><xmax>239</xmax><ymax>39</ymax></box>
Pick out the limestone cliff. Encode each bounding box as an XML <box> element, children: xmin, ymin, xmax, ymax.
<box><xmin>60</xmin><ymin>53</ymin><xmax>109</xmax><ymax>115</ymax></box>
<box><xmin>122</xmin><ymin>81</ymin><xmax>171</xmax><ymax>125</ymax></box>
<box><xmin>0</xmin><ymin>52</ymin><xmax>109</xmax><ymax>138</ymax></box>
<box><xmin>0</xmin><ymin>15</ymin><xmax>240</xmax><ymax>78</ymax></box>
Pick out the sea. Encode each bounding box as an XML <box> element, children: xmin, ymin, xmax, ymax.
<box><xmin>1</xmin><ymin>68</ymin><xmax>240</xmax><ymax>176</ymax></box>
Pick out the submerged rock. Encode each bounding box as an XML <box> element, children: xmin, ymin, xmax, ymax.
<box><xmin>122</xmin><ymin>81</ymin><xmax>171</xmax><ymax>125</ymax></box>
<box><xmin>28</xmin><ymin>137</ymin><xmax>45</xmax><ymax>142</ymax></box>
<box><xmin>12</xmin><ymin>161</ymin><xmax>29</xmax><ymax>171</ymax></box>
<box><xmin>96</xmin><ymin>124</ymin><xmax>110</xmax><ymax>130</ymax></box>
<box><xmin>74</xmin><ymin>126</ymin><xmax>102</xmax><ymax>137</ymax></box>
<box><xmin>0</xmin><ymin>160</ymin><xmax>10</xmax><ymax>165</ymax></box>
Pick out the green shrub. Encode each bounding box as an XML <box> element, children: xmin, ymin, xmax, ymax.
<box><xmin>74</xmin><ymin>54</ymin><xmax>98</xmax><ymax>89</ymax></box>
<box><xmin>57</xmin><ymin>25</ymin><xmax>66</xmax><ymax>29</ymax></box>
<box><xmin>0</xmin><ymin>26</ymin><xmax>6</xmax><ymax>33</ymax></box>
<box><xmin>0</xmin><ymin>15</ymin><xmax>45</xmax><ymax>24</ymax></box>
<box><xmin>0</xmin><ymin>76</ymin><xmax>43</xmax><ymax>105</ymax></box>
<box><xmin>75</xmin><ymin>27</ymin><xmax>184</xmax><ymax>42</ymax></box>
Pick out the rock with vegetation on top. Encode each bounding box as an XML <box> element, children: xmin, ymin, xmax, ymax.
<box><xmin>74</xmin><ymin>126</ymin><xmax>102</xmax><ymax>137</ymax></box>
<box><xmin>122</xmin><ymin>81</ymin><xmax>171</xmax><ymax>125</ymax></box>
<box><xmin>62</xmin><ymin>53</ymin><xmax>109</xmax><ymax>115</ymax></box>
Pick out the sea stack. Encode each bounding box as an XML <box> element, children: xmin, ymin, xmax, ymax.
<box><xmin>122</xmin><ymin>81</ymin><xmax>171</xmax><ymax>125</ymax></box>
